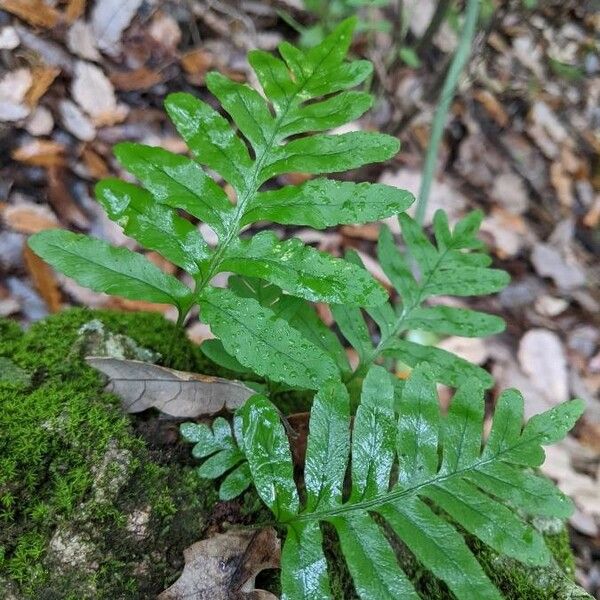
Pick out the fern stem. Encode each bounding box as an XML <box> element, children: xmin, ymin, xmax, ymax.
<box><xmin>415</xmin><ymin>0</ymin><xmax>480</xmax><ymax>225</ymax></box>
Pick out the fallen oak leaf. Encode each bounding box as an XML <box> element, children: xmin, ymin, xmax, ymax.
<box><xmin>158</xmin><ymin>528</ymin><xmax>280</xmax><ymax>600</ymax></box>
<box><xmin>86</xmin><ymin>357</ymin><xmax>256</xmax><ymax>417</ymax></box>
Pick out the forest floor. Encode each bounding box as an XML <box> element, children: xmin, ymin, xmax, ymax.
<box><xmin>0</xmin><ymin>0</ymin><xmax>599</xmax><ymax>595</ymax></box>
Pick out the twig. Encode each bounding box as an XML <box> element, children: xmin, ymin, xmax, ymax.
<box><xmin>415</xmin><ymin>0</ymin><xmax>481</xmax><ymax>225</ymax></box>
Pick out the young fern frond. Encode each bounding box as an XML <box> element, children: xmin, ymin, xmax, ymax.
<box><xmin>28</xmin><ymin>19</ymin><xmax>414</xmax><ymax>388</ymax></box>
<box><xmin>237</xmin><ymin>367</ymin><xmax>583</xmax><ymax>600</ymax></box>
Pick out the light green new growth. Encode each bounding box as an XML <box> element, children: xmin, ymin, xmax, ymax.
<box><xmin>239</xmin><ymin>367</ymin><xmax>584</xmax><ymax>600</ymax></box>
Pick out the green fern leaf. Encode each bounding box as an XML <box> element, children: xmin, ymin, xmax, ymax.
<box><xmin>28</xmin><ymin>18</ymin><xmax>412</xmax><ymax>385</ymax></box>
<box><xmin>237</xmin><ymin>367</ymin><xmax>583</xmax><ymax>599</ymax></box>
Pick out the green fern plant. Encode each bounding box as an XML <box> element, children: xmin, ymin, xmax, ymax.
<box><xmin>28</xmin><ymin>18</ymin><xmax>412</xmax><ymax>391</ymax></box>
<box><xmin>236</xmin><ymin>367</ymin><xmax>583</xmax><ymax>599</ymax></box>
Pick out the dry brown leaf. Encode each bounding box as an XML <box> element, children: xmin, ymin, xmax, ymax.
<box><xmin>25</xmin><ymin>66</ymin><xmax>60</xmax><ymax>107</ymax></box>
<box><xmin>12</xmin><ymin>139</ymin><xmax>66</xmax><ymax>167</ymax></box>
<box><xmin>23</xmin><ymin>244</ymin><xmax>61</xmax><ymax>313</ymax></box>
<box><xmin>47</xmin><ymin>166</ymin><xmax>90</xmax><ymax>229</ymax></box>
<box><xmin>3</xmin><ymin>200</ymin><xmax>59</xmax><ymax>233</ymax></box>
<box><xmin>65</xmin><ymin>0</ymin><xmax>86</xmax><ymax>23</ymax></box>
<box><xmin>105</xmin><ymin>297</ymin><xmax>172</xmax><ymax>314</ymax></box>
<box><xmin>110</xmin><ymin>67</ymin><xmax>163</xmax><ymax>91</ymax></box>
<box><xmin>81</xmin><ymin>146</ymin><xmax>109</xmax><ymax>179</ymax></box>
<box><xmin>0</xmin><ymin>0</ymin><xmax>60</xmax><ymax>29</ymax></box>
<box><xmin>86</xmin><ymin>357</ymin><xmax>255</xmax><ymax>417</ymax></box>
<box><xmin>180</xmin><ymin>48</ymin><xmax>213</xmax><ymax>84</ymax></box>
<box><xmin>148</xmin><ymin>11</ymin><xmax>181</xmax><ymax>50</ymax></box>
<box><xmin>340</xmin><ymin>223</ymin><xmax>380</xmax><ymax>241</ymax></box>
<box><xmin>518</xmin><ymin>329</ymin><xmax>568</xmax><ymax>405</ymax></box>
<box><xmin>473</xmin><ymin>88</ymin><xmax>509</xmax><ymax>127</ymax></box>
<box><xmin>158</xmin><ymin>528</ymin><xmax>280</xmax><ymax>600</ymax></box>
<box><xmin>550</xmin><ymin>161</ymin><xmax>575</xmax><ymax>207</ymax></box>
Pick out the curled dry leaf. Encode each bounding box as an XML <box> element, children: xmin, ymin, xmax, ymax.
<box><xmin>158</xmin><ymin>528</ymin><xmax>280</xmax><ymax>600</ymax></box>
<box><xmin>86</xmin><ymin>357</ymin><xmax>256</xmax><ymax>417</ymax></box>
<box><xmin>47</xmin><ymin>166</ymin><xmax>90</xmax><ymax>229</ymax></box>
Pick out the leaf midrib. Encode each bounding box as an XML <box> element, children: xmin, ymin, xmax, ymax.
<box><xmin>285</xmin><ymin>426</ymin><xmax>547</xmax><ymax>525</ymax></box>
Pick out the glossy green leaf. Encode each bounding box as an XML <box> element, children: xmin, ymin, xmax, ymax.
<box><xmin>199</xmin><ymin>286</ymin><xmax>338</xmax><ymax>389</ymax></box>
<box><xmin>28</xmin><ymin>229</ymin><xmax>190</xmax><ymax>309</ymax></box>
<box><xmin>95</xmin><ymin>178</ymin><xmax>209</xmax><ymax>274</ymax></box>
<box><xmin>196</xmin><ymin>369</ymin><xmax>583</xmax><ymax>599</ymax></box>
<box><xmin>245</xmin><ymin>180</ymin><xmax>414</xmax><ymax>229</ymax></box>
<box><xmin>200</xmin><ymin>339</ymin><xmax>252</xmax><ymax>374</ymax></box>
<box><xmin>405</xmin><ymin>306</ymin><xmax>505</xmax><ymax>337</ymax></box>
<box><xmin>223</xmin><ymin>232</ymin><xmax>387</xmax><ymax>306</ymax></box>
<box><xmin>239</xmin><ymin>394</ymin><xmax>299</xmax><ymax>521</ymax></box>
<box><xmin>304</xmin><ymin>379</ymin><xmax>350</xmax><ymax>511</ymax></box>
<box><xmin>219</xmin><ymin>462</ymin><xmax>252</xmax><ymax>501</ymax></box>
<box><xmin>113</xmin><ymin>142</ymin><xmax>233</xmax><ymax>235</ymax></box>
<box><xmin>384</xmin><ymin>338</ymin><xmax>494</xmax><ymax>388</ymax></box>
<box><xmin>330</xmin><ymin>304</ymin><xmax>372</xmax><ymax>363</ymax></box>
<box><xmin>260</xmin><ymin>132</ymin><xmax>399</xmax><ymax>182</ymax></box>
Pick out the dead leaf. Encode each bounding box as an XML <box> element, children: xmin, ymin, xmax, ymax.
<box><xmin>65</xmin><ymin>0</ymin><xmax>86</xmax><ymax>23</ymax></box>
<box><xmin>158</xmin><ymin>528</ymin><xmax>280</xmax><ymax>600</ymax></box>
<box><xmin>518</xmin><ymin>329</ymin><xmax>568</xmax><ymax>405</ymax></box>
<box><xmin>72</xmin><ymin>61</ymin><xmax>128</xmax><ymax>126</ymax></box>
<box><xmin>58</xmin><ymin>98</ymin><xmax>96</xmax><ymax>141</ymax></box>
<box><xmin>12</xmin><ymin>139</ymin><xmax>66</xmax><ymax>167</ymax></box>
<box><xmin>67</xmin><ymin>20</ymin><xmax>101</xmax><ymax>61</ymax></box>
<box><xmin>86</xmin><ymin>357</ymin><xmax>256</xmax><ymax>417</ymax></box>
<box><xmin>91</xmin><ymin>0</ymin><xmax>143</xmax><ymax>56</ymax></box>
<box><xmin>438</xmin><ymin>336</ymin><xmax>489</xmax><ymax>365</ymax></box>
<box><xmin>148</xmin><ymin>11</ymin><xmax>181</xmax><ymax>51</ymax></box>
<box><xmin>3</xmin><ymin>200</ymin><xmax>59</xmax><ymax>233</ymax></box>
<box><xmin>0</xmin><ymin>26</ymin><xmax>19</xmax><ymax>50</ymax></box>
<box><xmin>25</xmin><ymin>106</ymin><xmax>54</xmax><ymax>136</ymax></box>
<box><xmin>47</xmin><ymin>167</ymin><xmax>90</xmax><ymax>229</ymax></box>
<box><xmin>531</xmin><ymin>242</ymin><xmax>586</xmax><ymax>290</ymax></box>
<box><xmin>490</xmin><ymin>172</ymin><xmax>529</xmax><ymax>215</ymax></box>
<box><xmin>180</xmin><ymin>48</ymin><xmax>213</xmax><ymax>84</ymax></box>
<box><xmin>0</xmin><ymin>68</ymin><xmax>32</xmax><ymax>122</ymax></box>
<box><xmin>23</xmin><ymin>245</ymin><xmax>62</xmax><ymax>313</ymax></box>
<box><xmin>550</xmin><ymin>161</ymin><xmax>575</xmax><ymax>207</ymax></box>
<box><xmin>110</xmin><ymin>67</ymin><xmax>163</xmax><ymax>91</ymax></box>
<box><xmin>25</xmin><ymin>66</ymin><xmax>60</xmax><ymax>107</ymax></box>
<box><xmin>0</xmin><ymin>0</ymin><xmax>60</xmax><ymax>29</ymax></box>
<box><xmin>81</xmin><ymin>146</ymin><xmax>109</xmax><ymax>179</ymax></box>
<box><xmin>473</xmin><ymin>88</ymin><xmax>509</xmax><ymax>127</ymax></box>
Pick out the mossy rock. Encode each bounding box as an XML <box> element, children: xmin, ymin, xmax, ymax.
<box><xmin>0</xmin><ymin>309</ymin><xmax>589</xmax><ymax>599</ymax></box>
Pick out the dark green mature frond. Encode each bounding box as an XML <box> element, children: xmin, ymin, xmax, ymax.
<box><xmin>28</xmin><ymin>19</ymin><xmax>414</xmax><ymax>389</ymax></box>
<box><xmin>237</xmin><ymin>367</ymin><xmax>583</xmax><ymax>600</ymax></box>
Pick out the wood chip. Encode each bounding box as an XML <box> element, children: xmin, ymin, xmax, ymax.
<box><xmin>67</xmin><ymin>20</ymin><xmax>101</xmax><ymax>61</ymax></box>
<box><xmin>3</xmin><ymin>200</ymin><xmax>59</xmax><ymax>234</ymax></box>
<box><xmin>72</xmin><ymin>61</ymin><xmax>127</xmax><ymax>126</ymax></box>
<box><xmin>110</xmin><ymin>67</ymin><xmax>163</xmax><ymax>92</ymax></box>
<box><xmin>91</xmin><ymin>0</ymin><xmax>143</xmax><ymax>56</ymax></box>
<box><xmin>24</xmin><ymin>66</ymin><xmax>60</xmax><ymax>107</ymax></box>
<box><xmin>0</xmin><ymin>0</ymin><xmax>60</xmax><ymax>29</ymax></box>
<box><xmin>12</xmin><ymin>139</ymin><xmax>66</xmax><ymax>167</ymax></box>
<box><xmin>47</xmin><ymin>166</ymin><xmax>90</xmax><ymax>229</ymax></box>
<box><xmin>23</xmin><ymin>244</ymin><xmax>62</xmax><ymax>313</ymax></box>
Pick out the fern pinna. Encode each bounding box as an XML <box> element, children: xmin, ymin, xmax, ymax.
<box><xmin>29</xmin><ymin>18</ymin><xmax>413</xmax><ymax>390</ymax></box>
<box><xmin>236</xmin><ymin>368</ymin><xmax>583</xmax><ymax>600</ymax></box>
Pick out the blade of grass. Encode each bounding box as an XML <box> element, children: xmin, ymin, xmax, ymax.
<box><xmin>415</xmin><ymin>0</ymin><xmax>481</xmax><ymax>226</ymax></box>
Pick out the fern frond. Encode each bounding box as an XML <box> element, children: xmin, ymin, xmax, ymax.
<box><xmin>237</xmin><ymin>367</ymin><xmax>583</xmax><ymax>599</ymax></box>
<box><xmin>29</xmin><ymin>18</ymin><xmax>414</xmax><ymax>388</ymax></box>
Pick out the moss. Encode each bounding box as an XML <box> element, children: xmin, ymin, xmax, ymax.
<box><xmin>0</xmin><ymin>308</ymin><xmax>263</xmax><ymax>599</ymax></box>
